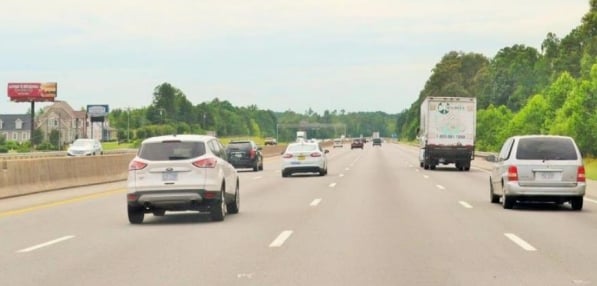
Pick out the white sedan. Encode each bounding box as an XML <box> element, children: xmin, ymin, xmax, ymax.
<box><xmin>281</xmin><ymin>141</ymin><xmax>329</xmax><ymax>177</ymax></box>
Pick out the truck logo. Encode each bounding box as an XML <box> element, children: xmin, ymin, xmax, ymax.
<box><xmin>438</xmin><ymin>103</ymin><xmax>449</xmax><ymax>115</ymax></box>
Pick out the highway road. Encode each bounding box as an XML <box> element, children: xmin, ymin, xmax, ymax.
<box><xmin>2</xmin><ymin>142</ymin><xmax>597</xmax><ymax>286</ymax></box>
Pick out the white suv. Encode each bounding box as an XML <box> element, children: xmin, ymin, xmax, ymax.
<box><xmin>127</xmin><ymin>135</ymin><xmax>239</xmax><ymax>223</ymax></box>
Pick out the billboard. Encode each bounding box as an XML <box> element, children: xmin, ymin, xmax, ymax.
<box><xmin>87</xmin><ymin>105</ymin><xmax>109</xmax><ymax>117</ymax></box>
<box><xmin>7</xmin><ymin>82</ymin><xmax>57</xmax><ymax>102</ymax></box>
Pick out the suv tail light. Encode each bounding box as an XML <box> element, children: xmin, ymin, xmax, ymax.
<box><xmin>310</xmin><ymin>152</ymin><xmax>322</xmax><ymax>157</ymax></box>
<box><xmin>129</xmin><ymin>160</ymin><xmax>147</xmax><ymax>171</ymax></box>
<box><xmin>250</xmin><ymin>149</ymin><xmax>256</xmax><ymax>159</ymax></box>
<box><xmin>578</xmin><ymin>166</ymin><xmax>586</xmax><ymax>182</ymax></box>
<box><xmin>282</xmin><ymin>153</ymin><xmax>293</xmax><ymax>159</ymax></box>
<box><xmin>193</xmin><ymin>158</ymin><xmax>217</xmax><ymax>168</ymax></box>
<box><xmin>507</xmin><ymin>165</ymin><xmax>518</xmax><ymax>181</ymax></box>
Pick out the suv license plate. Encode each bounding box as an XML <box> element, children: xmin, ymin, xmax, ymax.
<box><xmin>162</xmin><ymin>172</ymin><xmax>178</xmax><ymax>181</ymax></box>
<box><xmin>538</xmin><ymin>172</ymin><xmax>561</xmax><ymax>180</ymax></box>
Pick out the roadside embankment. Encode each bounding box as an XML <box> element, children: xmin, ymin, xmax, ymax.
<box><xmin>0</xmin><ymin>153</ymin><xmax>135</xmax><ymax>199</ymax></box>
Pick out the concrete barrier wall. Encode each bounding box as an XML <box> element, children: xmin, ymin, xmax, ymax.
<box><xmin>0</xmin><ymin>153</ymin><xmax>136</xmax><ymax>199</ymax></box>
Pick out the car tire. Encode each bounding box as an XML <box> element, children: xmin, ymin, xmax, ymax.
<box><xmin>128</xmin><ymin>205</ymin><xmax>144</xmax><ymax>224</ymax></box>
<box><xmin>502</xmin><ymin>192</ymin><xmax>514</xmax><ymax>209</ymax></box>
<box><xmin>430</xmin><ymin>164</ymin><xmax>436</xmax><ymax>170</ymax></box>
<box><xmin>282</xmin><ymin>171</ymin><xmax>289</xmax><ymax>178</ymax></box>
<box><xmin>210</xmin><ymin>187</ymin><xmax>227</xmax><ymax>222</ymax></box>
<box><xmin>570</xmin><ymin>197</ymin><xmax>583</xmax><ymax>210</ymax></box>
<box><xmin>227</xmin><ymin>181</ymin><xmax>240</xmax><ymax>214</ymax></box>
<box><xmin>253</xmin><ymin>162</ymin><xmax>259</xmax><ymax>172</ymax></box>
<box><xmin>489</xmin><ymin>178</ymin><xmax>500</xmax><ymax>203</ymax></box>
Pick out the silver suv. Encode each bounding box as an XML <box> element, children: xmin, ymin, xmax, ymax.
<box><xmin>489</xmin><ymin>135</ymin><xmax>586</xmax><ymax>210</ymax></box>
<box><xmin>126</xmin><ymin>135</ymin><xmax>239</xmax><ymax>223</ymax></box>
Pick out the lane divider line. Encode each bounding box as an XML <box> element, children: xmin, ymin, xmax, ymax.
<box><xmin>423</xmin><ymin>175</ymin><xmax>429</xmax><ymax>179</ymax></box>
<box><xmin>459</xmin><ymin>201</ymin><xmax>473</xmax><ymax>209</ymax></box>
<box><xmin>504</xmin><ymin>233</ymin><xmax>537</xmax><ymax>251</ymax></box>
<box><xmin>310</xmin><ymin>199</ymin><xmax>322</xmax><ymax>207</ymax></box>
<box><xmin>0</xmin><ymin>188</ymin><xmax>126</xmax><ymax>219</ymax></box>
<box><xmin>329</xmin><ymin>183</ymin><xmax>337</xmax><ymax>188</ymax></box>
<box><xmin>269</xmin><ymin>230</ymin><xmax>293</xmax><ymax>248</ymax></box>
<box><xmin>436</xmin><ymin>185</ymin><xmax>446</xmax><ymax>190</ymax></box>
<box><xmin>339</xmin><ymin>174</ymin><xmax>345</xmax><ymax>177</ymax></box>
<box><xmin>17</xmin><ymin>235</ymin><xmax>75</xmax><ymax>253</ymax></box>
<box><xmin>253</xmin><ymin>176</ymin><xmax>263</xmax><ymax>180</ymax></box>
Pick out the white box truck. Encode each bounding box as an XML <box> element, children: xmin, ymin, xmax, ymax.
<box><xmin>418</xmin><ymin>97</ymin><xmax>476</xmax><ymax>171</ymax></box>
<box><xmin>296</xmin><ymin>131</ymin><xmax>306</xmax><ymax>142</ymax></box>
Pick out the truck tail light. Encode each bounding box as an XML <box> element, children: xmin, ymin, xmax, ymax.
<box><xmin>578</xmin><ymin>166</ymin><xmax>586</xmax><ymax>182</ymax></box>
<box><xmin>129</xmin><ymin>160</ymin><xmax>147</xmax><ymax>171</ymax></box>
<box><xmin>193</xmin><ymin>158</ymin><xmax>217</xmax><ymax>168</ymax></box>
<box><xmin>507</xmin><ymin>165</ymin><xmax>518</xmax><ymax>181</ymax></box>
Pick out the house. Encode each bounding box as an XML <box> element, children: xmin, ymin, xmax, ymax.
<box><xmin>35</xmin><ymin>101</ymin><xmax>87</xmax><ymax>145</ymax></box>
<box><xmin>0</xmin><ymin>114</ymin><xmax>32</xmax><ymax>143</ymax></box>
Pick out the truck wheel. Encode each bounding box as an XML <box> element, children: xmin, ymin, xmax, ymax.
<box><xmin>430</xmin><ymin>164</ymin><xmax>436</xmax><ymax>170</ymax></box>
<box><xmin>424</xmin><ymin>163</ymin><xmax>429</xmax><ymax>170</ymax></box>
<box><xmin>128</xmin><ymin>205</ymin><xmax>145</xmax><ymax>224</ymax></box>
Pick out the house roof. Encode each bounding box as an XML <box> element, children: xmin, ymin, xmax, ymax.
<box><xmin>0</xmin><ymin>114</ymin><xmax>32</xmax><ymax>132</ymax></box>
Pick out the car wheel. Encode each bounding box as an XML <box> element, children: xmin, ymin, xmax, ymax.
<box><xmin>210</xmin><ymin>187</ymin><xmax>227</xmax><ymax>222</ymax></box>
<box><xmin>253</xmin><ymin>162</ymin><xmax>259</xmax><ymax>172</ymax></box>
<box><xmin>227</xmin><ymin>181</ymin><xmax>240</xmax><ymax>214</ymax></box>
<box><xmin>319</xmin><ymin>168</ymin><xmax>325</xmax><ymax>176</ymax></box>
<box><xmin>282</xmin><ymin>170</ymin><xmax>289</xmax><ymax>178</ymax></box>
<box><xmin>128</xmin><ymin>205</ymin><xmax>144</xmax><ymax>224</ymax></box>
<box><xmin>430</xmin><ymin>164</ymin><xmax>436</xmax><ymax>170</ymax></box>
<box><xmin>489</xmin><ymin>178</ymin><xmax>500</xmax><ymax>203</ymax></box>
<box><xmin>502</xmin><ymin>188</ymin><xmax>514</xmax><ymax>209</ymax></box>
<box><xmin>424</xmin><ymin>163</ymin><xmax>429</xmax><ymax>170</ymax></box>
<box><xmin>570</xmin><ymin>197</ymin><xmax>583</xmax><ymax>210</ymax></box>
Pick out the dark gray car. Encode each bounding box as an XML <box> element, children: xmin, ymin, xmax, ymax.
<box><xmin>489</xmin><ymin>135</ymin><xmax>586</xmax><ymax>210</ymax></box>
<box><xmin>225</xmin><ymin>140</ymin><xmax>263</xmax><ymax>171</ymax></box>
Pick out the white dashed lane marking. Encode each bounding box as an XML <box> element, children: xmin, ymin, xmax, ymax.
<box><xmin>17</xmin><ymin>235</ymin><xmax>75</xmax><ymax>253</ymax></box>
<box><xmin>310</xmin><ymin>199</ymin><xmax>322</xmax><ymax>207</ymax></box>
<box><xmin>329</xmin><ymin>183</ymin><xmax>337</xmax><ymax>188</ymax></box>
<box><xmin>504</xmin><ymin>233</ymin><xmax>537</xmax><ymax>251</ymax></box>
<box><xmin>269</xmin><ymin>231</ymin><xmax>293</xmax><ymax>248</ymax></box>
<box><xmin>459</xmin><ymin>201</ymin><xmax>473</xmax><ymax>209</ymax></box>
<box><xmin>436</xmin><ymin>185</ymin><xmax>446</xmax><ymax>190</ymax></box>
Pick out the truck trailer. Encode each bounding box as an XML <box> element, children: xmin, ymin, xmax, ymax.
<box><xmin>418</xmin><ymin>97</ymin><xmax>476</xmax><ymax>171</ymax></box>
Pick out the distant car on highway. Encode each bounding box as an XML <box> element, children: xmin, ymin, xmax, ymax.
<box><xmin>126</xmin><ymin>134</ymin><xmax>239</xmax><ymax>224</ymax></box>
<box><xmin>264</xmin><ymin>137</ymin><xmax>277</xmax><ymax>145</ymax></box>
<box><xmin>489</xmin><ymin>135</ymin><xmax>586</xmax><ymax>210</ymax></box>
<box><xmin>351</xmin><ymin>138</ymin><xmax>364</xmax><ymax>149</ymax></box>
<box><xmin>372</xmin><ymin>138</ymin><xmax>382</xmax><ymax>146</ymax></box>
<box><xmin>67</xmin><ymin>138</ymin><xmax>103</xmax><ymax>156</ymax></box>
<box><xmin>225</xmin><ymin>140</ymin><xmax>263</xmax><ymax>171</ymax></box>
<box><xmin>333</xmin><ymin>138</ymin><xmax>343</xmax><ymax>148</ymax></box>
<box><xmin>281</xmin><ymin>141</ymin><xmax>329</xmax><ymax>177</ymax></box>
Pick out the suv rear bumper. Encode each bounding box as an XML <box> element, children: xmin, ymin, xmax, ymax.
<box><xmin>505</xmin><ymin>182</ymin><xmax>586</xmax><ymax>197</ymax></box>
<box><xmin>127</xmin><ymin>190</ymin><xmax>222</xmax><ymax>212</ymax></box>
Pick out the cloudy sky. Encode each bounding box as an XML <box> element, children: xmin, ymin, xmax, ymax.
<box><xmin>0</xmin><ymin>0</ymin><xmax>589</xmax><ymax>115</ymax></box>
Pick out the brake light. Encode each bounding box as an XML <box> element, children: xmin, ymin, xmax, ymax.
<box><xmin>250</xmin><ymin>149</ymin><xmax>256</xmax><ymax>159</ymax></box>
<box><xmin>129</xmin><ymin>160</ymin><xmax>147</xmax><ymax>171</ymax></box>
<box><xmin>310</xmin><ymin>152</ymin><xmax>322</xmax><ymax>157</ymax></box>
<box><xmin>127</xmin><ymin>194</ymin><xmax>138</xmax><ymax>201</ymax></box>
<box><xmin>578</xmin><ymin>166</ymin><xmax>586</xmax><ymax>182</ymax></box>
<box><xmin>193</xmin><ymin>158</ymin><xmax>217</xmax><ymax>168</ymax></box>
<box><xmin>507</xmin><ymin>165</ymin><xmax>518</xmax><ymax>181</ymax></box>
<box><xmin>282</xmin><ymin>153</ymin><xmax>293</xmax><ymax>159</ymax></box>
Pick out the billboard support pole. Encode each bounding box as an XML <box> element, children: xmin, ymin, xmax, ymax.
<box><xmin>30</xmin><ymin>101</ymin><xmax>35</xmax><ymax>146</ymax></box>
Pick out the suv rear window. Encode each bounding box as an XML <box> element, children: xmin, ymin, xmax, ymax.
<box><xmin>227</xmin><ymin>142</ymin><xmax>252</xmax><ymax>150</ymax></box>
<box><xmin>139</xmin><ymin>141</ymin><xmax>206</xmax><ymax>161</ymax></box>
<box><xmin>516</xmin><ymin>137</ymin><xmax>578</xmax><ymax>160</ymax></box>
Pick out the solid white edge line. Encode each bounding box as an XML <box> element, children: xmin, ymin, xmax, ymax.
<box><xmin>585</xmin><ymin>197</ymin><xmax>597</xmax><ymax>204</ymax></box>
<box><xmin>459</xmin><ymin>201</ymin><xmax>473</xmax><ymax>209</ymax></box>
<box><xmin>436</xmin><ymin>185</ymin><xmax>446</xmax><ymax>190</ymax></box>
<box><xmin>504</xmin><ymin>233</ymin><xmax>537</xmax><ymax>251</ymax></box>
<box><xmin>329</xmin><ymin>183</ymin><xmax>337</xmax><ymax>188</ymax></box>
<box><xmin>310</xmin><ymin>198</ymin><xmax>322</xmax><ymax>207</ymax></box>
<box><xmin>339</xmin><ymin>173</ymin><xmax>345</xmax><ymax>177</ymax></box>
<box><xmin>269</xmin><ymin>231</ymin><xmax>293</xmax><ymax>248</ymax></box>
<box><xmin>17</xmin><ymin>235</ymin><xmax>75</xmax><ymax>253</ymax></box>
<box><xmin>253</xmin><ymin>176</ymin><xmax>263</xmax><ymax>180</ymax></box>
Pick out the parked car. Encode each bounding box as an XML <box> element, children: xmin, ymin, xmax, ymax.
<box><xmin>67</xmin><ymin>138</ymin><xmax>103</xmax><ymax>156</ymax></box>
<box><xmin>372</xmin><ymin>138</ymin><xmax>382</xmax><ymax>146</ymax></box>
<box><xmin>225</xmin><ymin>140</ymin><xmax>263</xmax><ymax>171</ymax></box>
<box><xmin>489</xmin><ymin>135</ymin><xmax>586</xmax><ymax>210</ymax></box>
<box><xmin>281</xmin><ymin>141</ymin><xmax>329</xmax><ymax>177</ymax></box>
<box><xmin>126</xmin><ymin>134</ymin><xmax>239</xmax><ymax>224</ymax></box>
<box><xmin>351</xmin><ymin>138</ymin><xmax>364</xmax><ymax>149</ymax></box>
<box><xmin>333</xmin><ymin>138</ymin><xmax>343</xmax><ymax>148</ymax></box>
<box><xmin>264</xmin><ymin>137</ymin><xmax>277</xmax><ymax>146</ymax></box>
